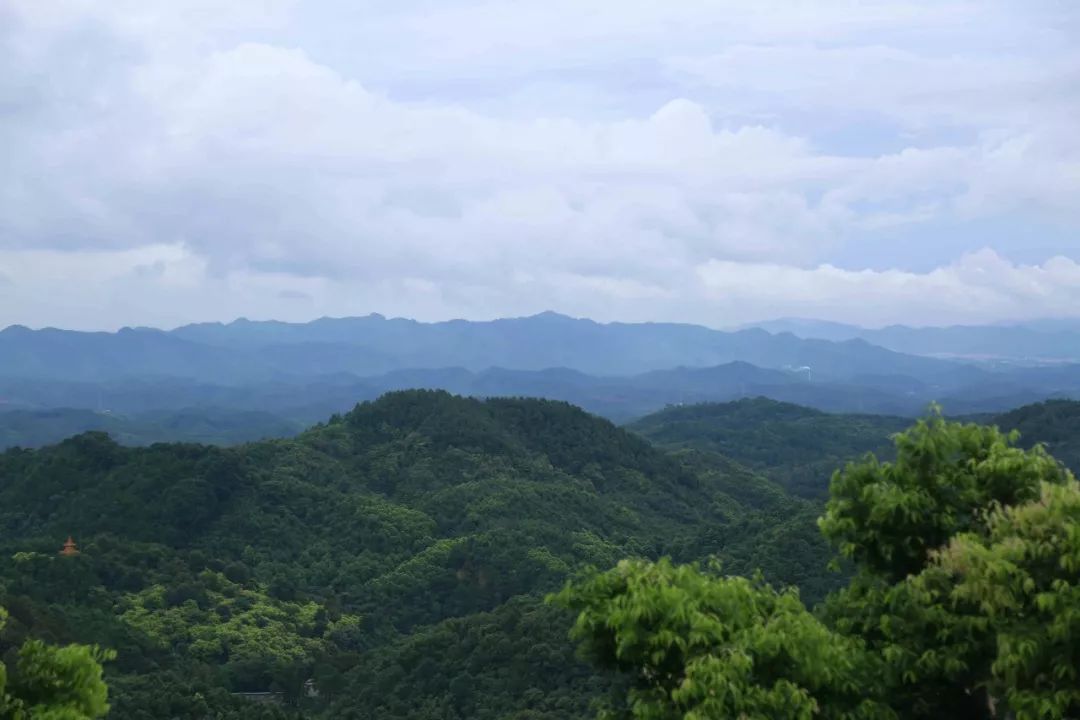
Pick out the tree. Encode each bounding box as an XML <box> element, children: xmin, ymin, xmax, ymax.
<box><xmin>936</xmin><ymin>479</ymin><xmax>1080</xmax><ymax>720</ymax></box>
<box><xmin>556</xmin><ymin>410</ymin><xmax>1080</xmax><ymax>720</ymax></box>
<box><xmin>818</xmin><ymin>410</ymin><xmax>1073</xmax><ymax>719</ymax></box>
<box><xmin>0</xmin><ymin>608</ymin><xmax>115</xmax><ymax>719</ymax></box>
<box><xmin>818</xmin><ymin>409</ymin><xmax>1068</xmax><ymax>583</ymax></box>
<box><xmin>551</xmin><ymin>558</ymin><xmax>893</xmax><ymax>720</ymax></box>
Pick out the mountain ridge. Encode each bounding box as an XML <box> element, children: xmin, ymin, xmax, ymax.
<box><xmin>0</xmin><ymin>390</ymin><xmax>828</xmax><ymax>719</ymax></box>
<box><xmin>0</xmin><ymin>311</ymin><xmax>974</xmax><ymax>380</ymax></box>
<box><xmin>747</xmin><ymin>316</ymin><xmax>1080</xmax><ymax>363</ymax></box>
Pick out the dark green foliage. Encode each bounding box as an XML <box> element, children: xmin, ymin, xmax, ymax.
<box><xmin>630</xmin><ymin>397</ymin><xmax>1080</xmax><ymax>499</ymax></box>
<box><xmin>629</xmin><ymin>397</ymin><xmax>910</xmax><ymax>498</ymax></box>
<box><xmin>327</xmin><ymin>598</ymin><xmax>606</xmax><ymax>720</ymax></box>
<box><xmin>561</xmin><ymin>410</ymin><xmax>1080</xmax><ymax>720</ymax></box>
<box><xmin>0</xmin><ymin>391</ymin><xmax>823</xmax><ymax>719</ymax></box>
<box><xmin>994</xmin><ymin>399</ymin><xmax>1080</xmax><ymax>473</ymax></box>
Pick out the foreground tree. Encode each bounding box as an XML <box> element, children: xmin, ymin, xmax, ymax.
<box><xmin>552</xmin><ymin>559</ymin><xmax>893</xmax><ymax>720</ymax></box>
<box><xmin>0</xmin><ymin>608</ymin><xmax>114</xmax><ymax>719</ymax></box>
<box><xmin>555</xmin><ymin>410</ymin><xmax>1079</xmax><ymax>719</ymax></box>
<box><xmin>937</xmin><ymin>479</ymin><xmax>1080</xmax><ymax>719</ymax></box>
<box><xmin>819</xmin><ymin>410</ymin><xmax>1072</xmax><ymax>719</ymax></box>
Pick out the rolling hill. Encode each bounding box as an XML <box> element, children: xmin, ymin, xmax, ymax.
<box><xmin>630</xmin><ymin>397</ymin><xmax>1080</xmax><ymax>499</ymax></box>
<box><xmin>0</xmin><ymin>391</ymin><xmax>828</xmax><ymax>720</ymax></box>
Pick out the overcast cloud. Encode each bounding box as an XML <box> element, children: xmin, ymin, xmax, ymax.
<box><xmin>1</xmin><ymin>0</ymin><xmax>1078</xmax><ymax>330</ymax></box>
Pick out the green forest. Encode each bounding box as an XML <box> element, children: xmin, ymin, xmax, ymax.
<box><xmin>1</xmin><ymin>392</ymin><xmax>1078</xmax><ymax>718</ymax></box>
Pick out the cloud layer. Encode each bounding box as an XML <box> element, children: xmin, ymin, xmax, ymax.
<box><xmin>1</xmin><ymin>0</ymin><xmax>1078</xmax><ymax>329</ymax></box>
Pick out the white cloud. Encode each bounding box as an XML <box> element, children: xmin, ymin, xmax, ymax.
<box><xmin>0</xmin><ymin>0</ymin><xmax>1078</xmax><ymax>329</ymax></box>
<box><xmin>697</xmin><ymin>250</ymin><xmax>1080</xmax><ymax>327</ymax></box>
<box><xmin>2</xmin><ymin>245</ymin><xmax>1077</xmax><ymax>331</ymax></box>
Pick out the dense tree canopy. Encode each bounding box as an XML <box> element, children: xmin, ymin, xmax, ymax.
<box><xmin>937</xmin><ymin>479</ymin><xmax>1080</xmax><ymax>719</ymax></box>
<box><xmin>3</xmin><ymin>393</ymin><xmax>1078</xmax><ymax>718</ymax></box>
<box><xmin>553</xmin><ymin>559</ymin><xmax>892</xmax><ymax>720</ymax></box>
<box><xmin>559</xmin><ymin>410</ymin><xmax>1080</xmax><ymax>720</ymax></box>
<box><xmin>0</xmin><ymin>608</ymin><xmax>113</xmax><ymax>719</ymax></box>
<box><xmin>0</xmin><ymin>391</ymin><xmax>827</xmax><ymax>719</ymax></box>
<box><xmin>631</xmin><ymin>397</ymin><xmax>1080</xmax><ymax>499</ymax></box>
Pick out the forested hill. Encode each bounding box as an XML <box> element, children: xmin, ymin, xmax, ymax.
<box><xmin>0</xmin><ymin>391</ymin><xmax>827</xmax><ymax>720</ymax></box>
<box><xmin>631</xmin><ymin>397</ymin><xmax>1080</xmax><ymax>499</ymax></box>
<box><xmin>994</xmin><ymin>399</ymin><xmax>1080</xmax><ymax>473</ymax></box>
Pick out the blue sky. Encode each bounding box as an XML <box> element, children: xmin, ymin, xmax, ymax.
<box><xmin>1</xmin><ymin>0</ymin><xmax>1078</xmax><ymax>329</ymax></box>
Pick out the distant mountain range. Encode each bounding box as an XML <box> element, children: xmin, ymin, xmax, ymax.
<box><xmin>746</xmin><ymin>317</ymin><xmax>1080</xmax><ymax>363</ymax></box>
<box><xmin>0</xmin><ymin>407</ymin><xmax>301</xmax><ymax>450</ymax></box>
<box><xmin>2</xmin><ymin>312</ymin><xmax>1078</xmax><ymax>442</ymax></box>
<box><xmin>3</xmin><ymin>311</ymin><xmax>971</xmax><ymax>381</ymax></box>
<box><xmin>3</xmin><ymin>357</ymin><xmax>1080</xmax><ymax>449</ymax></box>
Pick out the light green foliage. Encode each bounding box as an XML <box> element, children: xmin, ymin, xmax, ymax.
<box><xmin>938</xmin><ymin>480</ymin><xmax>1080</xmax><ymax>719</ymax></box>
<box><xmin>1</xmin><ymin>391</ymin><xmax>814</xmax><ymax>719</ymax></box>
<box><xmin>552</xmin><ymin>558</ymin><xmax>893</xmax><ymax>720</ymax></box>
<box><xmin>6</xmin><ymin>392</ymin><xmax>1078</xmax><ymax>719</ymax></box>
<box><xmin>119</xmin><ymin>571</ymin><xmax>353</xmax><ymax>670</ymax></box>
<box><xmin>819</xmin><ymin>408</ymin><xmax>1070</xmax><ymax>581</ymax></box>
<box><xmin>819</xmin><ymin>410</ymin><xmax>1075</xmax><ymax>718</ymax></box>
<box><xmin>564</xmin><ymin>409</ymin><xmax>1080</xmax><ymax>720</ymax></box>
<box><xmin>0</xmin><ymin>608</ymin><xmax>114</xmax><ymax>719</ymax></box>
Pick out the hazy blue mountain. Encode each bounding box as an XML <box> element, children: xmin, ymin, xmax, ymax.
<box><xmin>2</xmin><ymin>313</ymin><xmax>1077</xmax><ymax>440</ymax></box>
<box><xmin>0</xmin><ymin>325</ymin><xmax>274</xmax><ymax>383</ymax></box>
<box><xmin>742</xmin><ymin>318</ymin><xmax>867</xmax><ymax>342</ymax></box>
<box><xmin>0</xmin><ymin>363</ymin><xmax>812</xmax><ymax>427</ymax></box>
<box><xmin>749</xmin><ymin>317</ymin><xmax>1080</xmax><ymax>363</ymax></box>
<box><xmin>161</xmin><ymin>312</ymin><xmax>971</xmax><ymax>380</ymax></box>
<box><xmin>4</xmin><ymin>360</ymin><xmax>1079</xmax><ymax>448</ymax></box>
<box><xmin>1017</xmin><ymin>318</ymin><xmax>1080</xmax><ymax>333</ymax></box>
<box><xmin>0</xmin><ymin>407</ymin><xmax>301</xmax><ymax>449</ymax></box>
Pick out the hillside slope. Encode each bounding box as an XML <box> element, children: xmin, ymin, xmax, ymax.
<box><xmin>994</xmin><ymin>399</ymin><xmax>1080</xmax><ymax>472</ymax></box>
<box><xmin>630</xmin><ymin>397</ymin><xmax>1080</xmax><ymax>499</ymax></box>
<box><xmin>629</xmin><ymin>398</ymin><xmax>910</xmax><ymax>498</ymax></box>
<box><xmin>0</xmin><ymin>391</ymin><xmax>827</xmax><ymax>720</ymax></box>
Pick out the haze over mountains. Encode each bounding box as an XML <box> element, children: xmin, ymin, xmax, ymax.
<box><xmin>2</xmin><ymin>311</ymin><xmax>972</xmax><ymax>380</ymax></box>
<box><xmin>749</xmin><ymin>317</ymin><xmax>1080</xmax><ymax>364</ymax></box>
<box><xmin>2</xmin><ymin>312</ymin><xmax>1080</xmax><ymax>448</ymax></box>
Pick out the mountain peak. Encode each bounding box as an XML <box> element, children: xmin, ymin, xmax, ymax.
<box><xmin>528</xmin><ymin>310</ymin><xmax>575</xmax><ymax>321</ymax></box>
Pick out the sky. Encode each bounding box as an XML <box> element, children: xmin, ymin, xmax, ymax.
<box><xmin>1</xmin><ymin>0</ymin><xmax>1079</xmax><ymax>331</ymax></box>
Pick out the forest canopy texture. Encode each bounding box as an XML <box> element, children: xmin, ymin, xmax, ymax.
<box><xmin>0</xmin><ymin>393</ymin><xmax>1078</xmax><ymax>718</ymax></box>
<box><xmin>556</xmin><ymin>411</ymin><xmax>1080</xmax><ymax>720</ymax></box>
